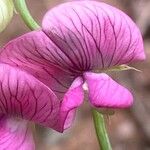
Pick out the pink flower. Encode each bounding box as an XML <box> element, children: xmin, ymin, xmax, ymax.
<box><xmin>0</xmin><ymin>1</ymin><xmax>145</xmax><ymax>149</ymax></box>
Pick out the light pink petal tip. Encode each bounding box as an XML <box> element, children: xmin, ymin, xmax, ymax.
<box><xmin>84</xmin><ymin>72</ymin><xmax>133</xmax><ymax>108</ymax></box>
<box><xmin>0</xmin><ymin>116</ymin><xmax>35</xmax><ymax>150</ymax></box>
<box><xmin>42</xmin><ymin>1</ymin><xmax>145</xmax><ymax>69</ymax></box>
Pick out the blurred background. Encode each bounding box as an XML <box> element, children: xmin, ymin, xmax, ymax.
<box><xmin>0</xmin><ymin>0</ymin><xmax>150</xmax><ymax>149</ymax></box>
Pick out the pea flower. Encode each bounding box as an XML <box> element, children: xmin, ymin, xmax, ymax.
<box><xmin>0</xmin><ymin>0</ymin><xmax>14</xmax><ymax>33</ymax></box>
<box><xmin>0</xmin><ymin>1</ymin><xmax>145</xmax><ymax>149</ymax></box>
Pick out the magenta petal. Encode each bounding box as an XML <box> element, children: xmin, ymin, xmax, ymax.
<box><xmin>84</xmin><ymin>72</ymin><xmax>133</xmax><ymax>108</ymax></box>
<box><xmin>0</xmin><ymin>63</ymin><xmax>84</xmax><ymax>132</ymax></box>
<box><xmin>42</xmin><ymin>1</ymin><xmax>145</xmax><ymax>69</ymax></box>
<box><xmin>0</xmin><ymin>64</ymin><xmax>62</xmax><ymax>130</ymax></box>
<box><xmin>0</xmin><ymin>116</ymin><xmax>35</xmax><ymax>150</ymax></box>
<box><xmin>0</xmin><ymin>31</ymin><xmax>75</xmax><ymax>98</ymax></box>
<box><xmin>55</xmin><ymin>77</ymin><xmax>84</xmax><ymax>132</ymax></box>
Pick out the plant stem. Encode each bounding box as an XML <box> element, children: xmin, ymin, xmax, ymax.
<box><xmin>14</xmin><ymin>0</ymin><xmax>40</xmax><ymax>30</ymax></box>
<box><xmin>92</xmin><ymin>109</ymin><xmax>112</xmax><ymax>150</ymax></box>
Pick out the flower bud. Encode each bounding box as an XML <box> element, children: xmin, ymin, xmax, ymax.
<box><xmin>0</xmin><ymin>0</ymin><xmax>14</xmax><ymax>32</ymax></box>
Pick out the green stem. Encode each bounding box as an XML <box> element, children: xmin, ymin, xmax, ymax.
<box><xmin>92</xmin><ymin>109</ymin><xmax>112</xmax><ymax>150</ymax></box>
<box><xmin>14</xmin><ymin>0</ymin><xmax>40</xmax><ymax>30</ymax></box>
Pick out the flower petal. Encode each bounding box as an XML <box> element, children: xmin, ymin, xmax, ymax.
<box><xmin>0</xmin><ymin>63</ymin><xmax>84</xmax><ymax>132</ymax></box>
<box><xmin>0</xmin><ymin>31</ymin><xmax>75</xmax><ymax>98</ymax></box>
<box><xmin>0</xmin><ymin>116</ymin><xmax>35</xmax><ymax>150</ymax></box>
<box><xmin>42</xmin><ymin>1</ymin><xmax>145</xmax><ymax>70</ymax></box>
<box><xmin>0</xmin><ymin>31</ymin><xmax>85</xmax><ymax>131</ymax></box>
<box><xmin>0</xmin><ymin>63</ymin><xmax>61</xmax><ymax>130</ymax></box>
<box><xmin>57</xmin><ymin>77</ymin><xmax>84</xmax><ymax>132</ymax></box>
<box><xmin>84</xmin><ymin>72</ymin><xmax>133</xmax><ymax>108</ymax></box>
